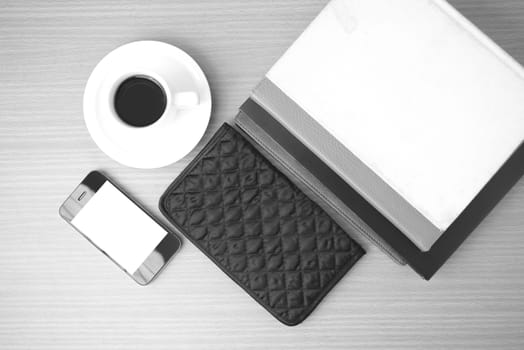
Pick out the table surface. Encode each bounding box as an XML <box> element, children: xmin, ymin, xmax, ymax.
<box><xmin>1</xmin><ymin>1</ymin><xmax>524</xmax><ymax>349</ymax></box>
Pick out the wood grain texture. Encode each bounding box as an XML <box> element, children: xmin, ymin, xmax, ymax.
<box><xmin>1</xmin><ymin>0</ymin><xmax>524</xmax><ymax>349</ymax></box>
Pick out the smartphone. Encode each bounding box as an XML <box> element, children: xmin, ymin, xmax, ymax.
<box><xmin>59</xmin><ymin>171</ymin><xmax>181</xmax><ymax>285</ymax></box>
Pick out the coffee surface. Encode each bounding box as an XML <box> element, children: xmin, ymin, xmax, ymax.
<box><xmin>114</xmin><ymin>76</ymin><xmax>167</xmax><ymax>127</ymax></box>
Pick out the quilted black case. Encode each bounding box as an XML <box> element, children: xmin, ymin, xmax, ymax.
<box><xmin>160</xmin><ymin>124</ymin><xmax>365</xmax><ymax>326</ymax></box>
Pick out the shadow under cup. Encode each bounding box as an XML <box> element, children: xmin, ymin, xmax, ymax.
<box><xmin>114</xmin><ymin>75</ymin><xmax>167</xmax><ymax>128</ymax></box>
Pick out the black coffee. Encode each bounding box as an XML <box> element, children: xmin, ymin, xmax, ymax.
<box><xmin>114</xmin><ymin>76</ymin><xmax>167</xmax><ymax>127</ymax></box>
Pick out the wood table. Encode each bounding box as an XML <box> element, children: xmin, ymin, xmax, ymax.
<box><xmin>1</xmin><ymin>1</ymin><xmax>523</xmax><ymax>348</ymax></box>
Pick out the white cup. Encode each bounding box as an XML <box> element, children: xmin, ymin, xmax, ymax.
<box><xmin>109</xmin><ymin>71</ymin><xmax>200</xmax><ymax>129</ymax></box>
<box><xmin>83</xmin><ymin>40</ymin><xmax>212</xmax><ymax>169</ymax></box>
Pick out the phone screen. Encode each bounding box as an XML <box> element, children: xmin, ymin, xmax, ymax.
<box><xmin>71</xmin><ymin>181</ymin><xmax>167</xmax><ymax>274</ymax></box>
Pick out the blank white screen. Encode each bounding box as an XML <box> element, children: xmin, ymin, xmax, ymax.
<box><xmin>71</xmin><ymin>181</ymin><xmax>167</xmax><ymax>273</ymax></box>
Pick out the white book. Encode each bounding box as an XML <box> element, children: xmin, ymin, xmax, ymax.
<box><xmin>252</xmin><ymin>0</ymin><xmax>524</xmax><ymax>252</ymax></box>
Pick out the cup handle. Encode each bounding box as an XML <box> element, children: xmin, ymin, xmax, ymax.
<box><xmin>173</xmin><ymin>91</ymin><xmax>199</xmax><ymax>109</ymax></box>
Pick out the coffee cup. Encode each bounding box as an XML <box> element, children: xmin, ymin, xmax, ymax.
<box><xmin>112</xmin><ymin>73</ymin><xmax>199</xmax><ymax>128</ymax></box>
<box><xmin>83</xmin><ymin>41</ymin><xmax>212</xmax><ymax>169</ymax></box>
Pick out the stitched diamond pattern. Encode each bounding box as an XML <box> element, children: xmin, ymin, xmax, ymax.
<box><xmin>161</xmin><ymin>124</ymin><xmax>364</xmax><ymax>325</ymax></box>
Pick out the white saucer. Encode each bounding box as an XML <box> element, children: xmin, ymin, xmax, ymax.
<box><xmin>83</xmin><ymin>41</ymin><xmax>212</xmax><ymax>169</ymax></box>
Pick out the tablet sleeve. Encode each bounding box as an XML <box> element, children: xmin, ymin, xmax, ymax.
<box><xmin>160</xmin><ymin>123</ymin><xmax>364</xmax><ymax>326</ymax></box>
